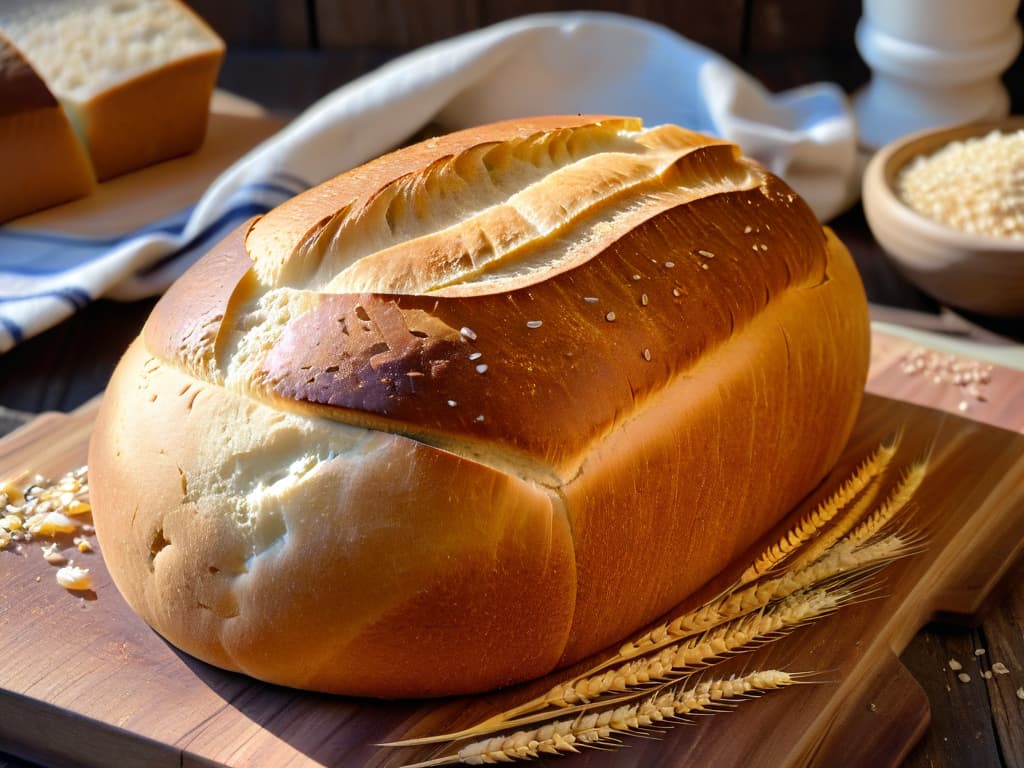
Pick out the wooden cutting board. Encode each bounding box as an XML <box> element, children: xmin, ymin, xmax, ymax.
<box><xmin>1</xmin><ymin>331</ymin><xmax>1022</xmax><ymax>768</ymax></box>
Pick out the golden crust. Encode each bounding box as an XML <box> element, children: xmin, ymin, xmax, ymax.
<box><xmin>89</xmin><ymin>116</ymin><xmax>870</xmax><ymax>697</ymax></box>
<box><xmin>245</xmin><ymin>115</ymin><xmax>643</xmax><ymax>286</ymax></box>
<box><xmin>84</xmin><ymin>46</ymin><xmax>224</xmax><ymax>181</ymax></box>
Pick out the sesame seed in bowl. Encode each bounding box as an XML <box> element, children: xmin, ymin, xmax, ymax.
<box><xmin>863</xmin><ymin>117</ymin><xmax>1024</xmax><ymax>317</ymax></box>
<box><xmin>897</xmin><ymin>129</ymin><xmax>1024</xmax><ymax>239</ymax></box>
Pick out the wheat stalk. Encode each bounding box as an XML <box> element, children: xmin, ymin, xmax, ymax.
<box><xmin>617</xmin><ymin>528</ymin><xmax>915</xmax><ymax>667</ymax></box>
<box><xmin>398</xmin><ymin>585</ymin><xmax>858</xmax><ymax>746</ymax></box>
<box><xmin>619</xmin><ymin>452</ymin><xmax>925</xmax><ymax>662</ymax></box>
<box><xmin>398</xmin><ymin>670</ymin><xmax>804</xmax><ymax>767</ymax></box>
<box><xmin>549</xmin><ymin>586</ymin><xmax>851</xmax><ymax>706</ymax></box>
<box><xmin>842</xmin><ymin>460</ymin><xmax>927</xmax><ymax>548</ymax></box>
<box><xmin>736</xmin><ymin>437</ymin><xmax>899</xmax><ymax>586</ymax></box>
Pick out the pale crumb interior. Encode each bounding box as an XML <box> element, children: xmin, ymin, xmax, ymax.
<box><xmin>171</xmin><ymin>388</ymin><xmax>385</xmax><ymax>570</ymax></box>
<box><xmin>0</xmin><ymin>0</ymin><xmax>220</xmax><ymax>101</ymax></box>
<box><xmin>221</xmin><ymin>287</ymin><xmax>317</xmax><ymax>391</ymax></box>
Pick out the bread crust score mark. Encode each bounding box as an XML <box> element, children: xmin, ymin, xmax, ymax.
<box><xmin>88</xmin><ymin>116</ymin><xmax>870</xmax><ymax>697</ymax></box>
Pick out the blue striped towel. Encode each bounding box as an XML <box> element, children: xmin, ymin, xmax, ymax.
<box><xmin>0</xmin><ymin>12</ymin><xmax>858</xmax><ymax>353</ymax></box>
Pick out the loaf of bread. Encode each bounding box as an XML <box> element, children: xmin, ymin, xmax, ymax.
<box><xmin>88</xmin><ymin>115</ymin><xmax>870</xmax><ymax>698</ymax></box>
<box><xmin>1</xmin><ymin>0</ymin><xmax>223</xmax><ymax>183</ymax></box>
<box><xmin>0</xmin><ymin>32</ymin><xmax>94</xmax><ymax>223</ymax></box>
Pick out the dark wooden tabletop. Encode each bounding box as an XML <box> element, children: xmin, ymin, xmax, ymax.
<box><xmin>2</xmin><ymin>2</ymin><xmax>1024</xmax><ymax>766</ymax></box>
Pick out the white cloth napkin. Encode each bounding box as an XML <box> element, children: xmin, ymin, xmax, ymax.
<box><xmin>0</xmin><ymin>11</ymin><xmax>858</xmax><ymax>353</ymax></box>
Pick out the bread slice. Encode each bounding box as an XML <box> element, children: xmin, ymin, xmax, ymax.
<box><xmin>1</xmin><ymin>0</ymin><xmax>224</xmax><ymax>182</ymax></box>
<box><xmin>0</xmin><ymin>31</ymin><xmax>94</xmax><ymax>223</ymax></box>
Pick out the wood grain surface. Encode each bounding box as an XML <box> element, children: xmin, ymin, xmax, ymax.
<box><xmin>0</xmin><ymin>332</ymin><xmax>1022</xmax><ymax>768</ymax></box>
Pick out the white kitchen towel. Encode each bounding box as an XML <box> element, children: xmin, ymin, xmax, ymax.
<box><xmin>0</xmin><ymin>11</ymin><xmax>858</xmax><ymax>353</ymax></box>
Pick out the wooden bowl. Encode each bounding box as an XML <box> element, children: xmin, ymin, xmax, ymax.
<box><xmin>862</xmin><ymin>118</ymin><xmax>1024</xmax><ymax>317</ymax></box>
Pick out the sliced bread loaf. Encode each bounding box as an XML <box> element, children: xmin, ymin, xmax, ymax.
<box><xmin>1</xmin><ymin>0</ymin><xmax>224</xmax><ymax>182</ymax></box>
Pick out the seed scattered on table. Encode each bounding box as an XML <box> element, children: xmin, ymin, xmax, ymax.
<box><xmin>900</xmin><ymin>347</ymin><xmax>992</xmax><ymax>404</ymax></box>
<box><xmin>55</xmin><ymin>562</ymin><xmax>91</xmax><ymax>591</ymax></box>
<box><xmin>949</xmin><ymin>659</ymin><xmax>963</xmax><ymax>671</ymax></box>
<box><xmin>0</xmin><ymin>468</ymin><xmax>98</xmax><ymax>591</ymax></box>
<box><xmin>41</xmin><ymin>542</ymin><xmax>67</xmax><ymax>566</ymax></box>
<box><xmin>993</xmin><ymin>662</ymin><xmax>1010</xmax><ymax>675</ymax></box>
<box><xmin>957</xmin><ymin>672</ymin><xmax>972</xmax><ymax>684</ymax></box>
<box><xmin>0</xmin><ymin>467</ymin><xmax>93</xmax><ymax>564</ymax></box>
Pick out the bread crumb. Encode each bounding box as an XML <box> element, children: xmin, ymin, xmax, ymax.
<box><xmin>1017</xmin><ymin>687</ymin><xmax>1024</xmax><ymax>700</ymax></box>
<box><xmin>958</xmin><ymin>672</ymin><xmax>971</xmax><ymax>683</ymax></box>
<box><xmin>949</xmin><ymin>659</ymin><xmax>963</xmax><ymax>671</ymax></box>
<box><xmin>992</xmin><ymin>662</ymin><xmax>1010</xmax><ymax>675</ymax></box>
<box><xmin>27</xmin><ymin>510</ymin><xmax>79</xmax><ymax>536</ymax></box>
<box><xmin>56</xmin><ymin>562</ymin><xmax>91</xmax><ymax>591</ymax></box>
<box><xmin>974</xmin><ymin>648</ymin><xmax>986</xmax><ymax>657</ymax></box>
<box><xmin>40</xmin><ymin>542</ymin><xmax>67</xmax><ymax>566</ymax></box>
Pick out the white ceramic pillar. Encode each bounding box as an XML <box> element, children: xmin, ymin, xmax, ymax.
<box><xmin>853</xmin><ymin>0</ymin><xmax>1022</xmax><ymax>151</ymax></box>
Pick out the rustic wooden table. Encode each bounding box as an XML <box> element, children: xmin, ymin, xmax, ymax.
<box><xmin>3</xmin><ymin>12</ymin><xmax>1024</xmax><ymax>763</ymax></box>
